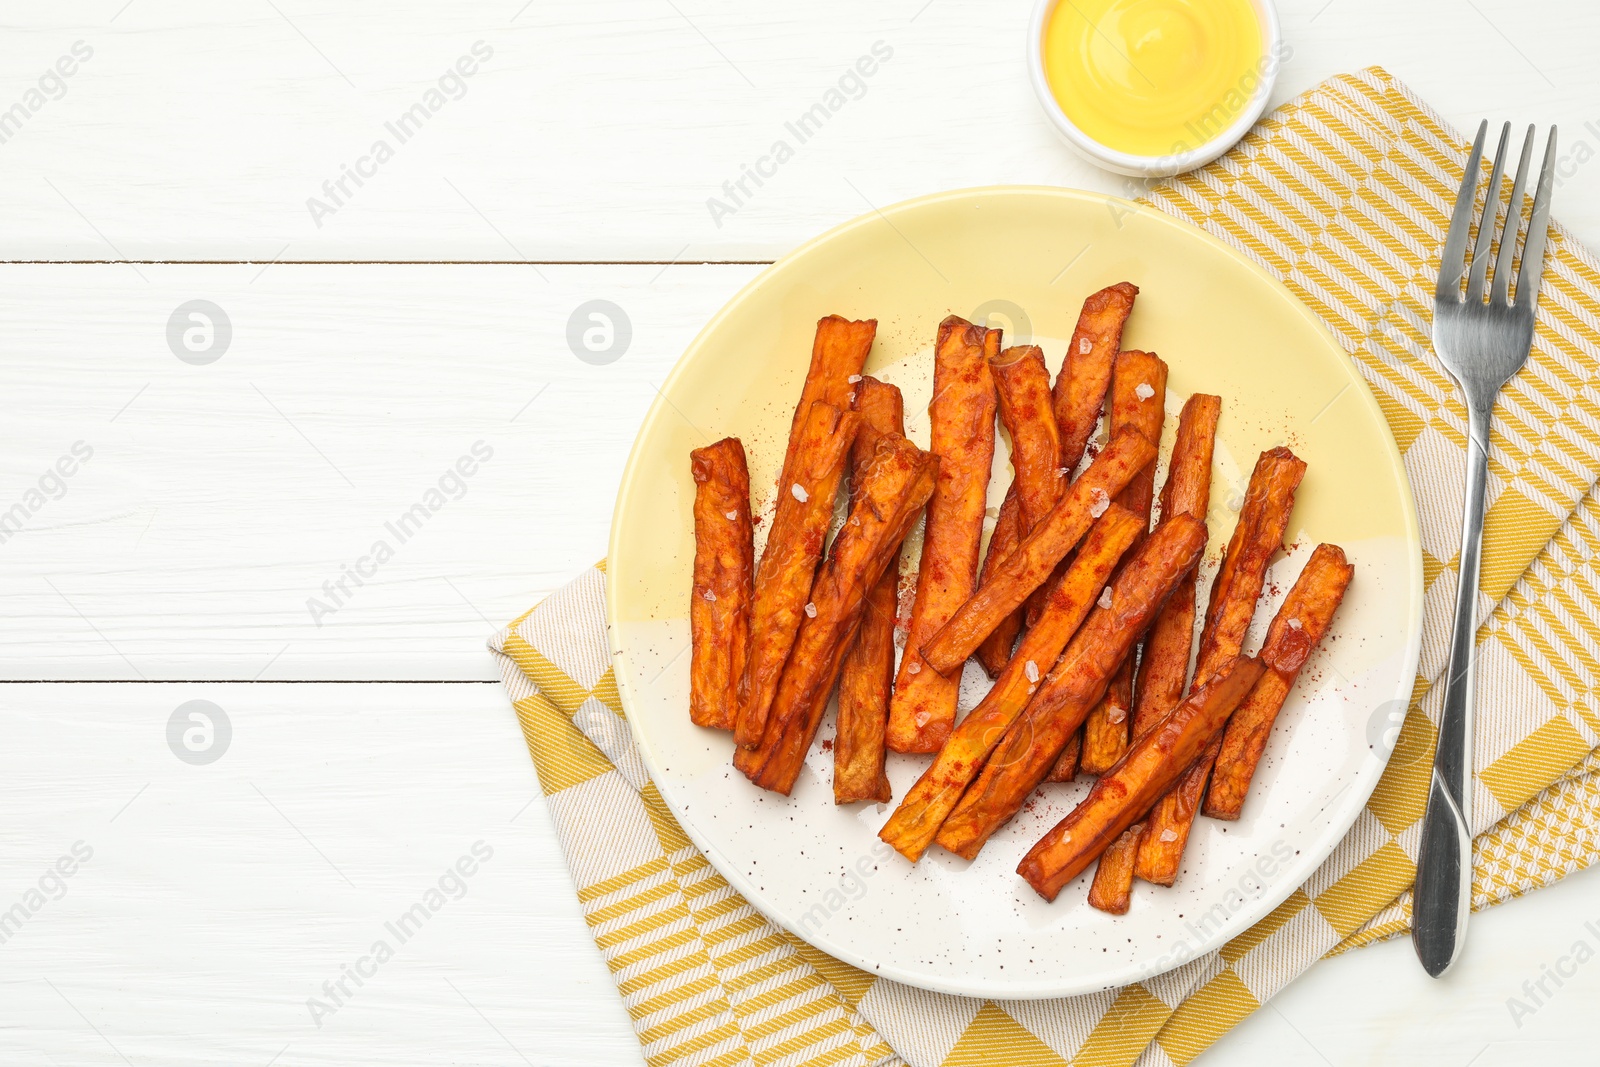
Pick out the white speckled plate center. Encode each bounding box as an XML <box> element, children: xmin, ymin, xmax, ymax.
<box><xmin>607</xmin><ymin>187</ymin><xmax>1423</xmax><ymax>999</ymax></box>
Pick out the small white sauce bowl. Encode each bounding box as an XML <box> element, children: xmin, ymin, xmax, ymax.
<box><xmin>1027</xmin><ymin>0</ymin><xmax>1285</xmax><ymax>178</ymax></box>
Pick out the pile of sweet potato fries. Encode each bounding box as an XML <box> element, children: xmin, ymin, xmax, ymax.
<box><xmin>688</xmin><ymin>289</ymin><xmax>1353</xmax><ymax>910</ymax></box>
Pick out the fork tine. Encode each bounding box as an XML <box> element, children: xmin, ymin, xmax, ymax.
<box><xmin>1437</xmin><ymin>121</ymin><xmax>1488</xmax><ymax>303</ymax></box>
<box><xmin>1466</xmin><ymin>123</ymin><xmax>1511</xmax><ymax>304</ymax></box>
<box><xmin>1491</xmin><ymin>126</ymin><xmax>1537</xmax><ymax>307</ymax></box>
<box><xmin>1515</xmin><ymin>128</ymin><xmax>1559</xmax><ymax>312</ymax></box>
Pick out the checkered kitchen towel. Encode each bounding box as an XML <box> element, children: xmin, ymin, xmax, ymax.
<box><xmin>490</xmin><ymin>68</ymin><xmax>1600</xmax><ymax>1067</ymax></box>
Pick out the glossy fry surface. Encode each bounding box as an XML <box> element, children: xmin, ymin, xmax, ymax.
<box><xmin>689</xmin><ymin>437</ymin><xmax>755</xmax><ymax>730</ymax></box>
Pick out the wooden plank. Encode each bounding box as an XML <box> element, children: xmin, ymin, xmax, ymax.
<box><xmin>0</xmin><ymin>681</ymin><xmax>640</xmax><ymax>1066</ymax></box>
<box><xmin>0</xmin><ymin>262</ymin><xmax>759</xmax><ymax>680</ymax></box>
<box><xmin>0</xmin><ymin>1</ymin><xmax>1595</xmax><ymax>260</ymax></box>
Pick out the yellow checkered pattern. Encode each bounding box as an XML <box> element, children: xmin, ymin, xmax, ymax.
<box><xmin>490</xmin><ymin>69</ymin><xmax>1600</xmax><ymax>1067</ymax></box>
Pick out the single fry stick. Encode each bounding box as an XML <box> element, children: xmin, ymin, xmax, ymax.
<box><xmin>974</xmin><ymin>487</ymin><xmax>1024</xmax><ymax>676</ymax></box>
<box><xmin>1017</xmin><ymin>657</ymin><xmax>1266</xmax><ymax>901</ymax></box>
<box><xmin>1088</xmin><ymin>393</ymin><xmax>1219</xmax><ymax>908</ymax></box>
<box><xmin>1047</xmin><ymin>728</ymin><xmax>1082</xmax><ymax>782</ymax></box>
<box><xmin>1086</xmin><ymin>822</ymin><xmax>1143</xmax><ymax>914</ymax></box>
<box><xmin>834</xmin><ymin>378</ymin><xmax>908</xmax><ymax>804</ymax></box>
<box><xmin>1129</xmin><ymin>394</ymin><xmax>1222</xmax><ymax>739</ymax></box>
<box><xmin>779</xmin><ymin>316</ymin><xmax>875</xmax><ymax>491</ymax></box>
<box><xmin>1054</xmin><ymin>283</ymin><xmax>1138</xmax><ymax>471</ymax></box>
<box><xmin>1082</xmin><ymin>351</ymin><xmax>1169</xmax><ymax>775</ymax></box>
<box><xmin>992</xmin><ymin>345</ymin><xmax>1064</xmax><ymax>531</ymax></box>
<box><xmin>877</xmin><ymin>505</ymin><xmax>1143</xmax><ymax>861</ymax></box>
<box><xmin>1204</xmin><ymin>544</ymin><xmax>1353</xmax><ymax>819</ymax></box>
<box><xmin>1025</xmin><ymin>283</ymin><xmax>1138</xmax><ymax>633</ymax></box>
<box><xmin>1081</xmin><ymin>657</ymin><xmax>1137</xmax><ymax>775</ymax></box>
<box><xmin>932</xmin><ymin>514</ymin><xmax>1208</xmax><ymax>861</ymax></box>
<box><xmin>1194</xmin><ymin>448</ymin><xmax>1310</xmax><ymax>694</ymax></box>
<box><xmin>735</xmin><ymin>401</ymin><xmax>860</xmax><ymax>749</ymax></box>
<box><xmin>1135</xmin><ymin>447</ymin><xmax>1307</xmax><ymax>885</ymax></box>
<box><xmin>1108</xmin><ymin>351</ymin><xmax>1169</xmax><ymax>520</ymax></box>
<box><xmin>834</xmin><ymin>568</ymin><xmax>898</xmax><ymax>803</ymax></box>
<box><xmin>886</xmin><ymin>319</ymin><xmax>999</xmax><ymax>753</ymax></box>
<box><xmin>741</xmin><ymin>434</ymin><xmax>939</xmax><ymax>794</ymax></box>
<box><xmin>689</xmin><ymin>438</ymin><xmax>755</xmax><ymax>730</ymax></box>
<box><xmin>918</xmin><ymin>427</ymin><xmax>1156</xmax><ymax>676</ymax></box>
<box><xmin>994</xmin><ymin>344</ymin><xmax>1067</xmax><ymax>658</ymax></box>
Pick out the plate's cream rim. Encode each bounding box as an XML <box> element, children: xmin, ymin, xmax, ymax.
<box><xmin>604</xmin><ymin>184</ymin><xmax>1425</xmax><ymax>999</ymax></box>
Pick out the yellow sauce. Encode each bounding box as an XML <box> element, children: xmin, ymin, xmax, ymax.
<box><xmin>1043</xmin><ymin>0</ymin><xmax>1266</xmax><ymax>158</ymax></box>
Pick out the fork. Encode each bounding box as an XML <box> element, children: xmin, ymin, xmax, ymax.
<box><xmin>1413</xmin><ymin>121</ymin><xmax>1558</xmax><ymax>978</ymax></box>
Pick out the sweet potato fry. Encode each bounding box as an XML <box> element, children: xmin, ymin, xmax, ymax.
<box><xmin>933</xmin><ymin>514</ymin><xmax>1208</xmax><ymax>861</ymax></box>
<box><xmin>1108</xmin><ymin>351</ymin><xmax>1169</xmax><ymax>520</ymax></box>
<box><xmin>779</xmin><ymin>316</ymin><xmax>875</xmax><ymax>491</ymax></box>
<box><xmin>834</xmin><ymin>568</ymin><xmax>898</xmax><ymax>803</ymax></box>
<box><xmin>1194</xmin><ymin>448</ymin><xmax>1309</xmax><ymax>687</ymax></box>
<box><xmin>1024</xmin><ymin>281</ymin><xmax>1139</xmax><ymax>633</ymax></box>
<box><xmin>1017</xmin><ymin>656</ymin><xmax>1266</xmax><ymax>901</ymax></box>
<box><xmin>741</xmin><ymin>434</ymin><xmax>939</xmax><ymax>794</ymax></box>
<box><xmin>834</xmin><ymin>378</ymin><xmax>908</xmax><ymax>804</ymax></box>
<box><xmin>993</xmin><ymin>344</ymin><xmax>1067</xmax><ymax>655</ymax></box>
<box><xmin>1024</xmin><ymin>284</ymin><xmax>1139</xmax><ymax>633</ymax></box>
<box><xmin>918</xmin><ymin>427</ymin><xmax>1157</xmax><ymax>676</ymax></box>
<box><xmin>1088</xmin><ymin>393</ymin><xmax>1219</xmax><ymax>908</ymax></box>
<box><xmin>1081</xmin><ymin>659</ymin><xmax>1137</xmax><ymax>775</ymax></box>
<box><xmin>736</xmin><ymin>401</ymin><xmax>861</xmax><ymax>749</ymax></box>
<box><xmin>1135</xmin><ymin>446</ymin><xmax>1307</xmax><ymax>885</ymax></box>
<box><xmin>1081</xmin><ymin>351</ymin><xmax>1169</xmax><ymax>775</ymax></box>
<box><xmin>1047</xmin><ymin>728</ymin><xmax>1082</xmax><ymax>782</ymax></box>
<box><xmin>886</xmin><ymin>319</ymin><xmax>999</xmax><ymax>753</ymax></box>
<box><xmin>1204</xmin><ymin>544</ymin><xmax>1353</xmax><ymax>819</ymax></box>
<box><xmin>1054</xmin><ymin>283</ymin><xmax>1138</xmax><ymax>471</ymax></box>
<box><xmin>974</xmin><ymin>488</ymin><xmax>1024</xmax><ymax>676</ymax></box>
<box><xmin>877</xmin><ymin>505</ymin><xmax>1143</xmax><ymax>861</ymax></box>
<box><xmin>1128</xmin><ymin>394</ymin><xmax>1222</xmax><ymax>739</ymax></box>
<box><xmin>1086</xmin><ymin>822</ymin><xmax>1143</xmax><ymax>914</ymax></box>
<box><xmin>992</xmin><ymin>346</ymin><xmax>1064</xmax><ymax>531</ymax></box>
<box><xmin>689</xmin><ymin>438</ymin><xmax>755</xmax><ymax>730</ymax></box>
<box><xmin>745</xmin><ymin>314</ymin><xmax>872</xmax><ymax>739</ymax></box>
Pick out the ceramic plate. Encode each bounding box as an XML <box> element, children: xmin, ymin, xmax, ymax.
<box><xmin>607</xmin><ymin>186</ymin><xmax>1423</xmax><ymax>999</ymax></box>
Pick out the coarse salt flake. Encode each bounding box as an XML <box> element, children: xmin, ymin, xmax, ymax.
<box><xmin>1098</xmin><ymin>586</ymin><xmax>1114</xmax><ymax>609</ymax></box>
<box><xmin>1159</xmin><ymin>829</ymin><xmax>1178</xmax><ymax>843</ymax></box>
<box><xmin>1107</xmin><ymin>704</ymin><xmax>1126</xmax><ymax>724</ymax></box>
<box><xmin>914</xmin><ymin>711</ymin><xmax>930</xmax><ymax>726</ymax></box>
<box><xmin>1287</xmin><ymin>617</ymin><xmax>1303</xmax><ymax>630</ymax></box>
<box><xmin>847</xmin><ymin>374</ymin><xmax>863</xmax><ymax>383</ymax></box>
<box><xmin>791</xmin><ymin>483</ymin><xmax>809</xmax><ymax>503</ymax></box>
<box><xmin>1089</xmin><ymin>487</ymin><xmax>1110</xmax><ymax>518</ymax></box>
<box><xmin>702</xmin><ymin>590</ymin><xmax>717</xmax><ymax>602</ymax></box>
<box><xmin>1078</xmin><ymin>337</ymin><xmax>1092</xmax><ymax>355</ymax></box>
<box><xmin>725</xmin><ymin>509</ymin><xmax>738</xmax><ymax>520</ymax></box>
<box><xmin>907</xmin><ymin>661</ymin><xmax>921</xmax><ymax>675</ymax></box>
<box><xmin>849</xmin><ymin>514</ymin><xmax>861</xmax><ymax>526</ymax></box>
<box><xmin>847</xmin><ymin>391</ymin><xmax>857</xmax><ymax>405</ymax></box>
<box><xmin>1134</xmin><ymin>382</ymin><xmax>1155</xmax><ymax>401</ymax></box>
<box><xmin>804</xmin><ymin>602</ymin><xmax>817</xmax><ymax>618</ymax></box>
<box><xmin>1024</xmin><ymin>660</ymin><xmax>1040</xmax><ymax>683</ymax></box>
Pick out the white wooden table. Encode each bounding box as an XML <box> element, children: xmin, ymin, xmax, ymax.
<box><xmin>8</xmin><ymin>3</ymin><xmax>1600</xmax><ymax>1063</ymax></box>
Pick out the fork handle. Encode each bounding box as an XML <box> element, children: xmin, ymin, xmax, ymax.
<box><xmin>1413</xmin><ymin>397</ymin><xmax>1491</xmax><ymax>977</ymax></box>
